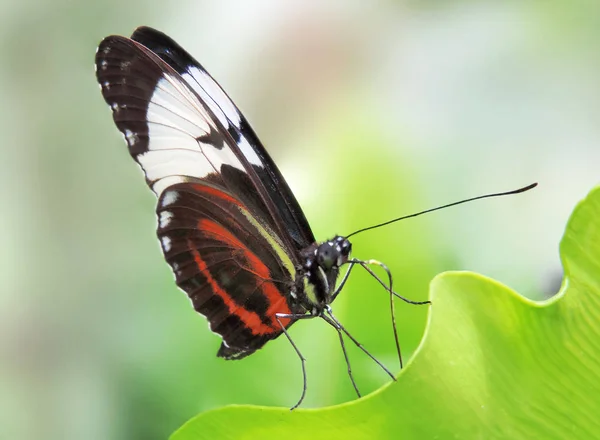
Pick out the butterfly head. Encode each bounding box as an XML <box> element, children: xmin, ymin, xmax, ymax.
<box><xmin>315</xmin><ymin>236</ymin><xmax>351</xmax><ymax>271</ymax></box>
<box><xmin>298</xmin><ymin>236</ymin><xmax>352</xmax><ymax>312</ymax></box>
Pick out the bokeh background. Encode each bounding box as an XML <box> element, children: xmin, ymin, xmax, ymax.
<box><xmin>1</xmin><ymin>1</ymin><xmax>598</xmax><ymax>439</ymax></box>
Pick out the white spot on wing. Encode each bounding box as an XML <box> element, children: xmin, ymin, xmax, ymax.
<box><xmin>162</xmin><ymin>191</ymin><xmax>179</xmax><ymax>206</ymax></box>
<box><xmin>159</xmin><ymin>210</ymin><xmax>174</xmax><ymax>228</ymax></box>
<box><xmin>123</xmin><ymin>129</ymin><xmax>138</xmax><ymax>146</ymax></box>
<box><xmin>161</xmin><ymin>236</ymin><xmax>172</xmax><ymax>252</ymax></box>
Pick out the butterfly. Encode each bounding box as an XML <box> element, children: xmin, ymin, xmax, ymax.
<box><xmin>95</xmin><ymin>26</ymin><xmax>535</xmax><ymax>409</ymax></box>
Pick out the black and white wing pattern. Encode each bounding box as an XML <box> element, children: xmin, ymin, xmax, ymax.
<box><xmin>95</xmin><ymin>27</ymin><xmax>316</xmax><ymax>358</ymax></box>
<box><xmin>96</xmin><ymin>26</ymin><xmax>315</xmax><ymax>255</ymax></box>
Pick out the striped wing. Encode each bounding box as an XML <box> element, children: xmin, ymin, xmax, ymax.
<box><xmin>158</xmin><ymin>180</ymin><xmax>297</xmax><ymax>358</ymax></box>
<box><xmin>95</xmin><ymin>27</ymin><xmax>312</xmax><ymax>357</ymax></box>
<box><xmin>96</xmin><ymin>27</ymin><xmax>315</xmax><ymax>252</ymax></box>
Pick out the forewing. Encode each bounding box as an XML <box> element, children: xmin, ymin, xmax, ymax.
<box><xmin>95</xmin><ymin>29</ymin><xmax>315</xmax><ymax>258</ymax></box>
<box><xmin>96</xmin><ymin>36</ymin><xmax>241</xmax><ymax>196</ymax></box>
<box><xmin>130</xmin><ymin>26</ymin><xmax>315</xmax><ymax>252</ymax></box>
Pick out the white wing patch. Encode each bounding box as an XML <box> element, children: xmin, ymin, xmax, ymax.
<box><xmin>179</xmin><ymin>68</ymin><xmax>264</xmax><ymax>168</ymax></box>
<box><xmin>236</xmin><ymin>136</ymin><xmax>263</xmax><ymax>167</ymax></box>
<box><xmin>97</xmin><ymin>36</ymin><xmax>269</xmax><ymax>204</ymax></box>
<box><xmin>182</xmin><ymin>69</ymin><xmax>241</xmax><ymax>129</ymax></box>
<box><xmin>138</xmin><ymin>149</ymin><xmax>215</xmax><ymax>185</ymax></box>
<box><xmin>133</xmin><ymin>73</ymin><xmax>247</xmax><ymax>196</ymax></box>
<box><xmin>148</xmin><ymin>74</ymin><xmax>211</xmax><ymax>135</ymax></box>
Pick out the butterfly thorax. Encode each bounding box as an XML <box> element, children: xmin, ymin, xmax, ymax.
<box><xmin>293</xmin><ymin>235</ymin><xmax>352</xmax><ymax>315</ymax></box>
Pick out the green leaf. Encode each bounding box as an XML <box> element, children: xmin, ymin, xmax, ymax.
<box><xmin>171</xmin><ymin>186</ymin><xmax>600</xmax><ymax>440</ymax></box>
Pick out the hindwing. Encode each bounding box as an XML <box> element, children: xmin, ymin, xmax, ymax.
<box><xmin>157</xmin><ymin>180</ymin><xmax>298</xmax><ymax>358</ymax></box>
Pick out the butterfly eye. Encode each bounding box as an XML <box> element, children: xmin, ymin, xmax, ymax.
<box><xmin>316</xmin><ymin>243</ymin><xmax>337</xmax><ymax>270</ymax></box>
<box><xmin>340</xmin><ymin>239</ymin><xmax>352</xmax><ymax>257</ymax></box>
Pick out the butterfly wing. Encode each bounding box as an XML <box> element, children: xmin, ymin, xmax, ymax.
<box><xmin>157</xmin><ymin>180</ymin><xmax>297</xmax><ymax>359</ymax></box>
<box><xmin>95</xmin><ymin>28</ymin><xmax>311</xmax><ymax>358</ymax></box>
<box><xmin>129</xmin><ymin>26</ymin><xmax>315</xmax><ymax>252</ymax></box>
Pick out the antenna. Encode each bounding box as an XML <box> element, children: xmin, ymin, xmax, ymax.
<box><xmin>345</xmin><ymin>182</ymin><xmax>538</xmax><ymax>239</ymax></box>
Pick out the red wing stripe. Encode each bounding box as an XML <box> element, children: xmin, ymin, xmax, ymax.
<box><xmin>191</xmin><ymin>183</ymin><xmax>243</xmax><ymax>208</ymax></box>
<box><xmin>199</xmin><ymin>219</ymin><xmax>291</xmax><ymax>320</ymax></box>
<box><xmin>199</xmin><ymin>219</ymin><xmax>266</xmax><ymax>275</ymax></box>
<box><xmin>190</xmin><ymin>219</ymin><xmax>292</xmax><ymax>333</ymax></box>
<box><xmin>189</xmin><ymin>244</ymin><xmax>278</xmax><ymax>335</ymax></box>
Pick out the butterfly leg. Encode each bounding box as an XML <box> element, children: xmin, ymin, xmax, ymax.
<box><xmin>350</xmin><ymin>258</ymin><xmax>431</xmax><ymax>369</ymax></box>
<box><xmin>323</xmin><ymin>306</ymin><xmax>396</xmax><ymax>381</ymax></box>
<box><xmin>355</xmin><ymin>258</ymin><xmax>402</xmax><ymax>369</ymax></box>
<box><xmin>351</xmin><ymin>258</ymin><xmax>431</xmax><ymax>305</ymax></box>
<box><xmin>319</xmin><ymin>311</ymin><xmax>361</xmax><ymax>398</ymax></box>
<box><xmin>331</xmin><ymin>260</ymin><xmax>357</xmax><ymax>302</ymax></box>
<box><xmin>275</xmin><ymin>312</ymin><xmax>315</xmax><ymax>410</ymax></box>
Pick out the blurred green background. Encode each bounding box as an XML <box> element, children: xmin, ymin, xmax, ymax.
<box><xmin>1</xmin><ymin>1</ymin><xmax>598</xmax><ymax>439</ymax></box>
